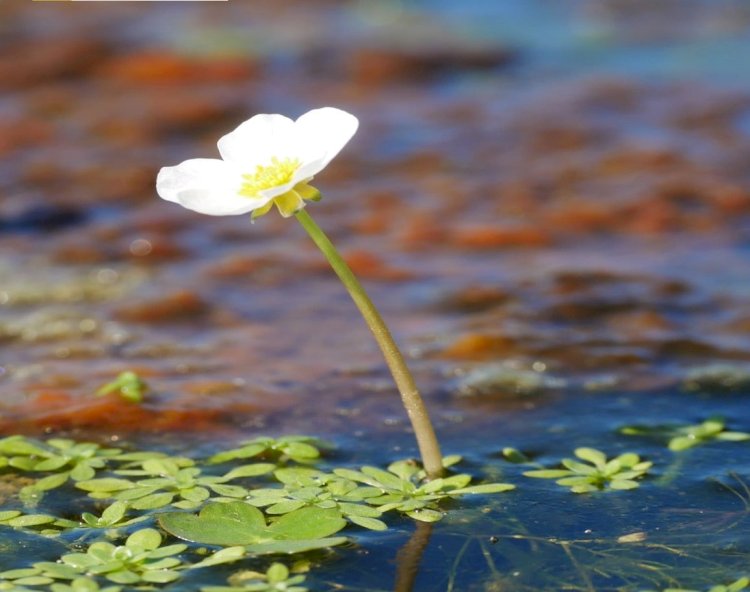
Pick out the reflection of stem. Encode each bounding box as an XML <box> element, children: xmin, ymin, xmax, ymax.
<box><xmin>394</xmin><ymin>521</ymin><xmax>433</xmax><ymax>592</ymax></box>
<box><xmin>296</xmin><ymin>209</ymin><xmax>443</xmax><ymax>479</ymax></box>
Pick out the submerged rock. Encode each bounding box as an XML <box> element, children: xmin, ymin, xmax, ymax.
<box><xmin>453</xmin><ymin>363</ymin><xmax>566</xmax><ymax>398</ymax></box>
<box><xmin>682</xmin><ymin>363</ymin><xmax>750</xmax><ymax>393</ymax></box>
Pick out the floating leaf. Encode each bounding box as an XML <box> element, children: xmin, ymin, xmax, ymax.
<box><xmin>158</xmin><ymin>502</ymin><xmax>346</xmax><ymax>549</ymax></box>
<box><xmin>524</xmin><ymin>448</ymin><xmax>650</xmax><ymax>493</ymax></box>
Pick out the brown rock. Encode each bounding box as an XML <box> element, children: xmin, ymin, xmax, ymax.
<box><xmin>451</xmin><ymin>225</ymin><xmax>551</xmax><ymax>249</ymax></box>
<box><xmin>343</xmin><ymin>249</ymin><xmax>414</xmax><ymax>281</ymax></box>
<box><xmin>441</xmin><ymin>334</ymin><xmax>516</xmax><ymax>360</ymax></box>
<box><xmin>113</xmin><ymin>290</ymin><xmax>209</xmax><ymax>324</ymax></box>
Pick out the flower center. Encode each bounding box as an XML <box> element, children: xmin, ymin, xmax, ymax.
<box><xmin>238</xmin><ymin>156</ymin><xmax>301</xmax><ymax>198</ymax></box>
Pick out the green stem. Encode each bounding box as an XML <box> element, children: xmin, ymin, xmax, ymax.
<box><xmin>295</xmin><ymin>208</ymin><xmax>444</xmax><ymax>479</ymax></box>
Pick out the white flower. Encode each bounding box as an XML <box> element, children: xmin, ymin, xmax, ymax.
<box><xmin>156</xmin><ymin>107</ymin><xmax>358</xmax><ymax>218</ymax></box>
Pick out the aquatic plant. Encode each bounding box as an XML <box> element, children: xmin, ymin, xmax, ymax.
<box><xmin>523</xmin><ymin>447</ymin><xmax>652</xmax><ymax>493</ymax></box>
<box><xmin>158</xmin><ymin>501</ymin><xmax>348</xmax><ymax>553</ymax></box>
<box><xmin>77</xmin><ymin>457</ymin><xmax>274</xmax><ymax>510</ymax></box>
<box><xmin>209</xmin><ymin>436</ymin><xmax>322</xmax><ymax>465</ymax></box>
<box><xmin>201</xmin><ymin>563</ymin><xmax>308</xmax><ymax>592</ymax></box>
<box><xmin>620</xmin><ymin>417</ymin><xmax>750</xmax><ymax>451</ymax></box>
<box><xmin>662</xmin><ymin>577</ymin><xmax>749</xmax><ymax>592</ymax></box>
<box><xmin>242</xmin><ymin>456</ymin><xmax>514</xmax><ymax>528</ymax></box>
<box><xmin>0</xmin><ymin>510</ymin><xmax>76</xmax><ymax>535</ymax></box>
<box><xmin>0</xmin><ymin>528</ymin><xmax>187</xmax><ymax>585</ymax></box>
<box><xmin>0</xmin><ymin>436</ymin><xmax>124</xmax><ymax>502</ymax></box>
<box><xmin>333</xmin><ymin>457</ymin><xmax>515</xmax><ymax>522</ymax></box>
<box><xmin>245</xmin><ymin>466</ymin><xmax>388</xmax><ymax>531</ymax></box>
<box><xmin>95</xmin><ymin>371</ymin><xmax>147</xmax><ymax>404</ymax></box>
<box><xmin>80</xmin><ymin>500</ymin><xmax>147</xmax><ymax>529</ymax></box>
<box><xmin>156</xmin><ymin>108</ymin><xmax>444</xmax><ymax>478</ymax></box>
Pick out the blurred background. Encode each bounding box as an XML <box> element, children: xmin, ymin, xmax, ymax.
<box><xmin>1</xmin><ymin>0</ymin><xmax>750</xmax><ymax>439</ymax></box>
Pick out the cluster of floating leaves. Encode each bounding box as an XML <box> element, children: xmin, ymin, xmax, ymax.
<box><xmin>620</xmin><ymin>417</ymin><xmax>750</xmax><ymax>451</ymax></box>
<box><xmin>0</xmin><ymin>434</ymin><xmax>512</xmax><ymax>591</ymax></box>
<box><xmin>524</xmin><ymin>448</ymin><xmax>653</xmax><ymax>493</ymax></box>
<box><xmin>0</xmin><ymin>402</ymin><xmax>749</xmax><ymax>591</ymax></box>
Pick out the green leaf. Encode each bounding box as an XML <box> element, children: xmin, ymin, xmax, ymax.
<box><xmin>266</xmin><ymin>501</ymin><xmax>307</xmax><ymax>515</ymax></box>
<box><xmin>717</xmin><ymin>431</ymin><xmax>750</xmax><ymax>441</ymax></box>
<box><xmin>33</xmin><ymin>563</ymin><xmax>81</xmax><ymax>579</ymax></box>
<box><xmin>10</xmin><ymin>576</ymin><xmax>55</xmax><ymax>585</ymax></box>
<box><xmin>209</xmin><ymin>444</ymin><xmax>266</xmax><ymax>464</ymax></box>
<box><xmin>570</xmin><ymin>484</ymin><xmax>598</xmax><ymax>493</ymax></box>
<box><xmin>450</xmin><ymin>483</ymin><xmax>516</xmax><ymax>495</ymax></box>
<box><xmin>574</xmin><ymin>448</ymin><xmax>606</xmax><ymax>467</ymax></box>
<box><xmin>100</xmin><ymin>501</ymin><xmax>128</xmax><ymax>525</ymax></box>
<box><xmin>609</xmin><ymin>479</ymin><xmax>640</xmax><ymax>490</ymax></box>
<box><xmin>33</xmin><ymin>472</ymin><xmax>70</xmax><ymax>491</ymax></box>
<box><xmin>189</xmin><ymin>547</ymin><xmax>246</xmax><ymax>569</ymax></box>
<box><xmin>245</xmin><ymin>537</ymin><xmax>347</xmax><ymax>555</ymax></box>
<box><xmin>147</xmin><ymin>544</ymin><xmax>188</xmax><ymax>559</ymax></box>
<box><xmin>8</xmin><ymin>514</ymin><xmax>56</xmax><ymax>528</ymax></box>
<box><xmin>0</xmin><ymin>568</ymin><xmax>42</xmax><ymax>579</ymax></box>
<box><xmin>615</xmin><ymin>453</ymin><xmax>640</xmax><ymax>467</ymax></box>
<box><xmin>502</xmin><ymin>448</ymin><xmax>530</xmax><ymax>463</ymax></box>
<box><xmin>131</xmin><ymin>492</ymin><xmax>175</xmax><ymax>510</ymax></box>
<box><xmin>337</xmin><ymin>502</ymin><xmax>381</xmax><ymax>518</ymax></box>
<box><xmin>348</xmin><ymin>515</ymin><xmax>388</xmax><ymax>531</ymax></box>
<box><xmin>523</xmin><ymin>469</ymin><xmax>571</xmax><ymax>479</ymax></box>
<box><xmin>77</xmin><ymin>479</ymin><xmax>135</xmax><ymax>493</ymax></box>
<box><xmin>221</xmin><ymin>464</ymin><xmax>276</xmax><ymax>481</ymax></box>
<box><xmin>126</xmin><ymin>528</ymin><xmax>162</xmax><ymax>551</ymax></box>
<box><xmin>669</xmin><ymin>436</ymin><xmax>697</xmax><ymax>451</ymax></box>
<box><xmin>267</xmin><ymin>507</ymin><xmax>346</xmax><ymax>540</ymax></box>
<box><xmin>556</xmin><ymin>476</ymin><xmax>594</xmax><ymax>487</ymax></box>
<box><xmin>266</xmin><ymin>563</ymin><xmax>289</xmax><ymax>583</ymax></box>
<box><xmin>208</xmin><ymin>484</ymin><xmax>248</xmax><ymax>498</ymax></box>
<box><xmin>34</xmin><ymin>457</ymin><xmax>69</xmax><ymax>472</ymax></box>
<box><xmin>0</xmin><ymin>437</ymin><xmax>47</xmax><ymax>456</ymax></box>
<box><xmin>561</xmin><ymin>460</ymin><xmax>597</xmax><ymax>474</ymax></box>
<box><xmin>159</xmin><ymin>502</ymin><xmax>266</xmax><ymax>546</ymax></box>
<box><xmin>360</xmin><ymin>467</ymin><xmax>406</xmax><ymax>490</ymax></box>
<box><xmin>70</xmin><ymin>464</ymin><xmax>96</xmax><ymax>482</ymax></box>
<box><xmin>105</xmin><ymin>570</ymin><xmax>140</xmax><ymax>585</ymax></box>
<box><xmin>140</xmin><ymin>570</ymin><xmax>180</xmax><ymax>584</ymax></box>
<box><xmin>284</xmin><ymin>442</ymin><xmax>320</xmax><ymax>461</ymax></box>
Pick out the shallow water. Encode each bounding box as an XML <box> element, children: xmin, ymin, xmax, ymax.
<box><xmin>1</xmin><ymin>1</ymin><xmax>750</xmax><ymax>590</ymax></box>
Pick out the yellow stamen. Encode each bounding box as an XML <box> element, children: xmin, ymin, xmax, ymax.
<box><xmin>239</xmin><ymin>156</ymin><xmax>301</xmax><ymax>198</ymax></box>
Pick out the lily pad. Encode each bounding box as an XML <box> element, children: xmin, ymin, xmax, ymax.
<box><xmin>158</xmin><ymin>502</ymin><xmax>347</xmax><ymax>550</ymax></box>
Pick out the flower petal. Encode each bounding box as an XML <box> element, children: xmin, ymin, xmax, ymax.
<box><xmin>156</xmin><ymin>158</ymin><xmax>267</xmax><ymax>216</ymax></box>
<box><xmin>217</xmin><ymin>114</ymin><xmax>295</xmax><ymax>167</ymax></box>
<box><xmin>292</xmin><ymin>107</ymin><xmax>359</xmax><ymax>175</ymax></box>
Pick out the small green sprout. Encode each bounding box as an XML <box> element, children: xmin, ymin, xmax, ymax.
<box><xmin>209</xmin><ymin>436</ymin><xmax>323</xmax><ymax>465</ymax></box>
<box><xmin>333</xmin><ymin>456</ymin><xmax>515</xmax><ymax>522</ymax></box>
<box><xmin>201</xmin><ymin>563</ymin><xmax>309</xmax><ymax>592</ymax></box>
<box><xmin>95</xmin><ymin>371</ymin><xmax>147</xmax><ymax>403</ymax></box>
<box><xmin>80</xmin><ymin>500</ymin><xmax>147</xmax><ymax>529</ymax></box>
<box><xmin>620</xmin><ymin>417</ymin><xmax>750</xmax><ymax>451</ymax></box>
<box><xmin>524</xmin><ymin>448</ymin><xmax>652</xmax><ymax>493</ymax></box>
<box><xmin>77</xmin><ymin>457</ymin><xmax>273</xmax><ymax>510</ymax></box>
